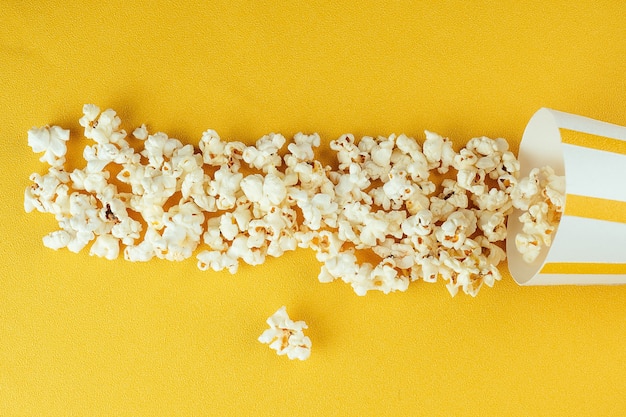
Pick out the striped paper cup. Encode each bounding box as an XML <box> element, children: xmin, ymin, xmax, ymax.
<box><xmin>506</xmin><ymin>108</ymin><xmax>626</xmax><ymax>285</ymax></box>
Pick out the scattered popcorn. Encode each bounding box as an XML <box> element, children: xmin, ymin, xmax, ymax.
<box><xmin>258</xmin><ymin>306</ymin><xmax>311</xmax><ymax>360</ymax></box>
<box><xmin>26</xmin><ymin>104</ymin><xmax>561</xmax><ymax>299</ymax></box>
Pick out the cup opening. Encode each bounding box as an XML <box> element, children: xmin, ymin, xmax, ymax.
<box><xmin>506</xmin><ymin>108</ymin><xmax>566</xmax><ymax>285</ymax></box>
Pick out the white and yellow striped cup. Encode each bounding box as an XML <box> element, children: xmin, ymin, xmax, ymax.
<box><xmin>506</xmin><ymin>108</ymin><xmax>626</xmax><ymax>285</ymax></box>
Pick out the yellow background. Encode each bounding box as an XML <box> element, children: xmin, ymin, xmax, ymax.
<box><xmin>2</xmin><ymin>1</ymin><xmax>626</xmax><ymax>416</ymax></box>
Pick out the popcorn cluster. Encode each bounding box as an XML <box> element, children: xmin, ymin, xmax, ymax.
<box><xmin>510</xmin><ymin>166</ymin><xmax>565</xmax><ymax>263</ymax></box>
<box><xmin>258</xmin><ymin>306</ymin><xmax>311</xmax><ymax>360</ymax></box>
<box><xmin>26</xmin><ymin>104</ymin><xmax>559</xmax><ymax>297</ymax></box>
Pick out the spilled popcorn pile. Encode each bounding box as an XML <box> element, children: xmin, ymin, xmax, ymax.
<box><xmin>25</xmin><ymin>104</ymin><xmax>564</xmax><ymax>300</ymax></box>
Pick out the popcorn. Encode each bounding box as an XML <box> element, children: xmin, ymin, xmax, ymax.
<box><xmin>297</xmin><ymin>193</ymin><xmax>338</xmax><ymax>231</ymax></box>
<box><xmin>287</xmin><ymin>132</ymin><xmax>320</xmax><ymax>162</ymax></box>
<box><xmin>318</xmin><ymin>250</ymin><xmax>359</xmax><ymax>283</ymax></box>
<box><xmin>206</xmin><ymin>165</ymin><xmax>241</xmax><ymax>211</ymax></box>
<box><xmin>434</xmin><ymin>210</ymin><xmax>477</xmax><ymax>250</ymax></box>
<box><xmin>510</xmin><ymin>166</ymin><xmax>565</xmax><ymax>264</ymax></box>
<box><xmin>79</xmin><ymin>105</ymin><xmax>127</xmax><ymax>145</ymax></box>
<box><xmin>155</xmin><ymin>202</ymin><xmax>205</xmax><ymax>261</ymax></box>
<box><xmin>423</xmin><ymin>130</ymin><xmax>456</xmax><ymax>174</ymax></box>
<box><xmin>514</xmin><ymin>233</ymin><xmax>542</xmax><ymax>264</ymax></box>
<box><xmin>142</xmin><ymin>132</ymin><xmax>183</xmax><ymax>169</ymax></box>
<box><xmin>132</xmin><ymin>124</ymin><xmax>149</xmax><ymax>140</ymax></box>
<box><xmin>368</xmin><ymin>257</ymin><xmax>409</xmax><ymax>294</ymax></box>
<box><xmin>401</xmin><ymin>209</ymin><xmax>434</xmax><ymax>237</ymax></box>
<box><xmin>258</xmin><ymin>306</ymin><xmax>311</xmax><ymax>360</ymax></box>
<box><xmin>243</xmin><ymin>133</ymin><xmax>285</xmax><ymax>171</ymax></box>
<box><xmin>27</xmin><ymin>125</ymin><xmax>70</xmax><ymax>167</ymax></box>
<box><xmin>89</xmin><ymin>234</ymin><xmax>120</xmax><ymax>260</ymax></box>
<box><xmin>358</xmin><ymin>211</ymin><xmax>391</xmax><ymax>247</ymax></box>
<box><xmin>477</xmin><ymin>210</ymin><xmax>507</xmax><ymax>242</ymax></box>
<box><xmin>24</xmin><ymin>168</ymin><xmax>70</xmax><ymax>215</ymax></box>
<box><xmin>330</xmin><ymin>134</ymin><xmax>360</xmax><ymax>170</ymax></box>
<box><xmin>42</xmin><ymin>230</ymin><xmax>71</xmax><ymax>250</ymax></box>
<box><xmin>456</xmin><ymin>167</ymin><xmax>487</xmax><ymax>195</ymax></box>
<box><xmin>26</xmin><ymin>104</ymin><xmax>536</xmax><ymax>299</ymax></box>
<box><xmin>199</xmin><ymin>129</ymin><xmax>227</xmax><ymax>166</ymax></box>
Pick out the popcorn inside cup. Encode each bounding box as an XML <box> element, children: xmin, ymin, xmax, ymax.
<box><xmin>510</xmin><ymin>166</ymin><xmax>565</xmax><ymax>264</ymax></box>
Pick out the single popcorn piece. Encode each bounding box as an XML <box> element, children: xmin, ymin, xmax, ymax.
<box><xmin>28</xmin><ymin>125</ymin><xmax>70</xmax><ymax>167</ymax></box>
<box><xmin>258</xmin><ymin>306</ymin><xmax>311</xmax><ymax>361</ymax></box>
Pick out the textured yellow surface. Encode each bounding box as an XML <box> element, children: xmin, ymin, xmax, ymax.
<box><xmin>2</xmin><ymin>1</ymin><xmax>626</xmax><ymax>416</ymax></box>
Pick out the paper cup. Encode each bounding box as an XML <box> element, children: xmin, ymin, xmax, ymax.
<box><xmin>507</xmin><ymin>108</ymin><xmax>626</xmax><ymax>285</ymax></box>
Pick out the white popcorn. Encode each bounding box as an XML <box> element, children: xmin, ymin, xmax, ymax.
<box><xmin>333</xmin><ymin>163</ymin><xmax>372</xmax><ymax>205</ymax></box>
<box><xmin>541</xmin><ymin>166</ymin><xmax>566</xmax><ymax>211</ymax></box>
<box><xmin>401</xmin><ymin>209</ymin><xmax>434</xmax><ymax>237</ymax></box>
<box><xmin>318</xmin><ymin>250</ymin><xmax>359</xmax><ymax>283</ymax></box>
<box><xmin>515</xmin><ymin>233</ymin><xmax>542</xmax><ymax>264</ymax></box>
<box><xmin>358</xmin><ymin>212</ymin><xmax>390</xmax><ymax>247</ymax></box>
<box><xmin>297</xmin><ymin>193</ymin><xmax>338</xmax><ymax>230</ymax></box>
<box><xmin>142</xmin><ymin>132</ymin><xmax>183</xmax><ymax>168</ymax></box>
<box><xmin>435</xmin><ymin>209</ymin><xmax>476</xmax><ymax>250</ymax></box>
<box><xmin>219</xmin><ymin>212</ymin><xmax>239</xmax><ymax>241</ymax></box>
<box><xmin>510</xmin><ymin>168</ymin><xmax>541</xmax><ymax>211</ymax></box>
<box><xmin>42</xmin><ymin>230</ymin><xmax>71</xmax><ymax>250</ymax></box>
<box><xmin>466</xmin><ymin>136</ymin><xmax>499</xmax><ymax>156</ymax></box>
<box><xmin>199</xmin><ymin>129</ymin><xmax>226</xmax><ymax>165</ymax></box>
<box><xmin>368</xmin><ymin>258</ymin><xmax>409</xmax><ymax>294</ymax></box>
<box><xmin>155</xmin><ymin>202</ymin><xmax>205</xmax><ymax>261</ymax></box>
<box><xmin>228</xmin><ymin>234</ymin><xmax>266</xmax><ymax>266</ymax></box>
<box><xmin>383</xmin><ymin>169</ymin><xmax>413</xmax><ymax>201</ymax></box>
<box><xmin>24</xmin><ymin>168</ymin><xmax>70</xmax><ymax>215</ymax></box>
<box><xmin>243</xmin><ymin>133</ymin><xmax>285</xmax><ymax>171</ymax></box>
<box><xmin>27</xmin><ymin>104</ymin><xmax>529</xmax><ymax>298</ymax></box>
<box><xmin>477</xmin><ymin>210</ymin><xmax>507</xmax><ymax>242</ymax></box>
<box><xmin>27</xmin><ymin>125</ymin><xmax>70</xmax><ymax>166</ymax></box>
<box><xmin>110</xmin><ymin>216</ymin><xmax>142</xmax><ymax>246</ymax></box>
<box><xmin>423</xmin><ymin>130</ymin><xmax>455</xmax><ymax>173</ymax></box>
<box><xmin>453</xmin><ymin>148</ymin><xmax>478</xmax><ymax>170</ymax></box>
<box><xmin>511</xmin><ymin>166</ymin><xmax>565</xmax><ymax>264</ymax></box>
<box><xmin>89</xmin><ymin>234</ymin><xmax>120</xmax><ymax>260</ymax></box>
<box><xmin>70</xmin><ymin>169</ymin><xmax>110</xmax><ymax>193</ymax></box>
<box><xmin>123</xmin><ymin>227</ymin><xmax>159</xmax><ymax>262</ymax></box>
<box><xmin>491</xmin><ymin>151</ymin><xmax>520</xmax><ymax>180</ymax></box>
<box><xmin>429</xmin><ymin>179</ymin><xmax>468</xmax><ymax>221</ymax></box>
<box><xmin>258</xmin><ymin>306</ymin><xmax>311</xmax><ymax>361</ymax></box>
<box><xmin>80</xmin><ymin>106</ymin><xmax>126</xmax><ymax>145</ymax></box>
<box><xmin>519</xmin><ymin>202</ymin><xmax>555</xmax><ymax>246</ymax></box>
<box><xmin>287</xmin><ymin>132</ymin><xmax>320</xmax><ymax>162</ymax></box>
<box><xmin>370</xmin><ymin>136</ymin><xmax>394</xmax><ymax>167</ymax></box>
<box><xmin>240</xmin><ymin>171</ymin><xmax>287</xmax><ymax>215</ymax></box>
<box><xmin>330</xmin><ymin>134</ymin><xmax>363</xmax><ymax>170</ymax></box>
<box><xmin>196</xmin><ymin>249</ymin><xmax>239</xmax><ymax>273</ymax></box>
<box><xmin>472</xmin><ymin>188</ymin><xmax>512</xmax><ymax>213</ymax></box>
<box><xmin>132</xmin><ymin>124</ymin><xmax>149</xmax><ymax>140</ymax></box>
<box><xmin>456</xmin><ymin>167</ymin><xmax>487</xmax><ymax>195</ymax></box>
<box><xmin>394</xmin><ymin>133</ymin><xmax>421</xmax><ymax>158</ymax></box>
<box><xmin>308</xmin><ymin>230</ymin><xmax>344</xmax><ymax>262</ymax></box>
<box><xmin>209</xmin><ymin>165</ymin><xmax>243</xmax><ymax>210</ymax></box>
<box><xmin>78</xmin><ymin>104</ymin><xmax>101</xmax><ymax>129</ymax></box>
<box><xmin>405</xmin><ymin>189</ymin><xmax>431</xmax><ymax>215</ymax></box>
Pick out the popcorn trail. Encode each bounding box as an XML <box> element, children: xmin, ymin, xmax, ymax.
<box><xmin>25</xmin><ymin>105</ymin><xmax>563</xmax><ymax>297</ymax></box>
